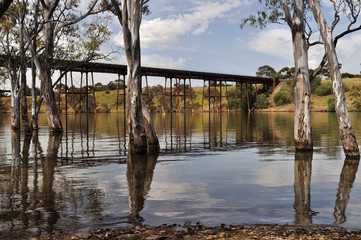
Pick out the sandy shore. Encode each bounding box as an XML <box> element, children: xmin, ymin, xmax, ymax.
<box><xmin>39</xmin><ymin>224</ymin><xmax>361</xmax><ymax>240</ymax></box>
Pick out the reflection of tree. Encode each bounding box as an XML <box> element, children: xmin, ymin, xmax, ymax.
<box><xmin>127</xmin><ymin>145</ymin><xmax>158</xmax><ymax>224</ymax></box>
<box><xmin>294</xmin><ymin>152</ymin><xmax>314</xmax><ymax>225</ymax></box>
<box><xmin>42</xmin><ymin>132</ymin><xmax>62</xmax><ymax>233</ymax></box>
<box><xmin>334</xmin><ymin>159</ymin><xmax>359</xmax><ymax>224</ymax></box>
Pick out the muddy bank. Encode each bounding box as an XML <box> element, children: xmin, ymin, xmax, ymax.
<box><xmin>39</xmin><ymin>224</ymin><xmax>361</xmax><ymax>240</ymax></box>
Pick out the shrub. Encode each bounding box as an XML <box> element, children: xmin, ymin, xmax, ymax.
<box><xmin>274</xmin><ymin>91</ymin><xmax>292</xmax><ymax>106</ymax></box>
<box><xmin>327</xmin><ymin>97</ymin><xmax>335</xmax><ymax>112</ymax></box>
<box><xmin>254</xmin><ymin>94</ymin><xmax>269</xmax><ymax>109</ymax></box>
<box><xmin>315</xmin><ymin>81</ymin><xmax>333</xmax><ymax>96</ymax></box>
<box><xmin>355</xmin><ymin>101</ymin><xmax>361</xmax><ymax>111</ymax></box>
<box><xmin>311</xmin><ymin>76</ymin><xmax>321</xmax><ymax>92</ymax></box>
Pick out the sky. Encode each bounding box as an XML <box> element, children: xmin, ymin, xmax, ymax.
<box><xmin>103</xmin><ymin>0</ymin><xmax>361</xmax><ymax>78</ymax></box>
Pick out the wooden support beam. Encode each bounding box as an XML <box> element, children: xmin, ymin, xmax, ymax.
<box><xmin>86</xmin><ymin>72</ymin><xmax>89</xmax><ymax>113</ymax></box>
<box><xmin>220</xmin><ymin>80</ymin><xmax>222</xmax><ymax>112</ymax></box>
<box><xmin>163</xmin><ymin>77</ymin><xmax>167</xmax><ymax>112</ymax></box>
<box><xmin>146</xmin><ymin>75</ymin><xmax>150</xmax><ymax>110</ymax></box>
<box><xmin>208</xmin><ymin>80</ymin><xmax>211</xmax><ymax>112</ymax></box>
<box><xmin>65</xmin><ymin>72</ymin><xmax>68</xmax><ymax>114</ymax></box>
<box><xmin>80</xmin><ymin>72</ymin><xmax>83</xmax><ymax>111</ymax></box>
<box><xmin>123</xmin><ymin>75</ymin><xmax>126</xmax><ymax>110</ymax></box>
<box><xmin>58</xmin><ymin>71</ymin><xmax>62</xmax><ymax>113</ymax></box>
<box><xmin>202</xmin><ymin>80</ymin><xmax>205</xmax><ymax>111</ymax></box>
<box><xmin>183</xmin><ymin>78</ymin><xmax>186</xmax><ymax>112</ymax></box>
<box><xmin>91</xmin><ymin>71</ymin><xmax>96</xmax><ymax>114</ymax></box>
<box><xmin>234</xmin><ymin>82</ymin><xmax>237</xmax><ymax>110</ymax></box>
<box><xmin>170</xmin><ymin>78</ymin><xmax>173</xmax><ymax>112</ymax></box>
<box><xmin>71</xmin><ymin>71</ymin><xmax>75</xmax><ymax>112</ymax></box>
<box><xmin>225</xmin><ymin>82</ymin><xmax>229</xmax><ymax>111</ymax></box>
<box><xmin>189</xmin><ymin>78</ymin><xmax>194</xmax><ymax>112</ymax></box>
<box><xmin>116</xmin><ymin>73</ymin><xmax>120</xmax><ymax>111</ymax></box>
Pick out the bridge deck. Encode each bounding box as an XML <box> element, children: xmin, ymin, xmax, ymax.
<box><xmin>56</xmin><ymin>60</ymin><xmax>277</xmax><ymax>85</ymax></box>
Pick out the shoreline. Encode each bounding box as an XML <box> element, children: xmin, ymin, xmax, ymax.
<box><xmin>37</xmin><ymin>224</ymin><xmax>361</xmax><ymax>240</ymax></box>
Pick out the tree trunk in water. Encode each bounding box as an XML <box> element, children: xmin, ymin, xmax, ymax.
<box><xmin>40</xmin><ymin>11</ymin><xmax>63</xmax><ymax>132</ymax></box>
<box><xmin>142</xmin><ymin>98</ymin><xmax>160</xmax><ymax>152</ymax></box>
<box><xmin>308</xmin><ymin>0</ymin><xmax>359</xmax><ymax>158</ymax></box>
<box><xmin>19</xmin><ymin>19</ymin><xmax>31</xmax><ymax>134</ymax></box>
<box><xmin>122</xmin><ymin>0</ymin><xmax>159</xmax><ymax>154</ymax></box>
<box><xmin>292</xmin><ymin>0</ymin><xmax>312</xmax><ymax>151</ymax></box>
<box><xmin>10</xmin><ymin>74</ymin><xmax>20</xmax><ymax>129</ymax></box>
<box><xmin>31</xmin><ymin>59</ymin><xmax>39</xmax><ymax>129</ymax></box>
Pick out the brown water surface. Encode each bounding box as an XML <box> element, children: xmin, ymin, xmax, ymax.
<box><xmin>1</xmin><ymin>112</ymin><xmax>361</xmax><ymax>239</ymax></box>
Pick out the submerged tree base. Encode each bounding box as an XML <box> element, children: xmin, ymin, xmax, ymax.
<box><xmin>295</xmin><ymin>140</ymin><xmax>313</xmax><ymax>151</ymax></box>
<box><xmin>340</xmin><ymin>128</ymin><xmax>360</xmax><ymax>158</ymax></box>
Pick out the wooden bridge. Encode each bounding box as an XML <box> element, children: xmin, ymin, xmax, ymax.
<box><xmin>54</xmin><ymin>60</ymin><xmax>278</xmax><ymax>113</ymax></box>
<box><xmin>1</xmin><ymin>58</ymin><xmax>279</xmax><ymax>112</ymax></box>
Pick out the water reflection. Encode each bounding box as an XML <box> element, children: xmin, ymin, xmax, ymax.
<box><xmin>293</xmin><ymin>152</ymin><xmax>315</xmax><ymax>225</ymax></box>
<box><xmin>1</xmin><ymin>112</ymin><xmax>361</xmax><ymax>238</ymax></box>
<box><xmin>42</xmin><ymin>132</ymin><xmax>62</xmax><ymax>233</ymax></box>
<box><xmin>334</xmin><ymin>159</ymin><xmax>359</xmax><ymax>224</ymax></box>
<box><xmin>127</xmin><ymin>147</ymin><xmax>158</xmax><ymax>224</ymax></box>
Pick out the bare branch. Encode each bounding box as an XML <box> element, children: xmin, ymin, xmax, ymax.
<box><xmin>281</xmin><ymin>0</ymin><xmax>292</xmax><ymax>27</ymax></box>
<box><xmin>54</xmin><ymin>0</ymin><xmax>99</xmax><ymax>36</ymax></box>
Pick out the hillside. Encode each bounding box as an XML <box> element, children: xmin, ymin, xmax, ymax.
<box><xmin>1</xmin><ymin>78</ymin><xmax>361</xmax><ymax>113</ymax></box>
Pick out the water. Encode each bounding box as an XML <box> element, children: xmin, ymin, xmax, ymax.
<box><xmin>1</xmin><ymin>112</ymin><xmax>361</xmax><ymax>239</ymax></box>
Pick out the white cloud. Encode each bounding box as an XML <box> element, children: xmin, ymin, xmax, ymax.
<box><xmin>248</xmin><ymin>28</ymin><xmax>293</xmax><ymax>61</ymax></box>
<box><xmin>141</xmin><ymin>55</ymin><xmax>189</xmax><ymax>69</ymax></box>
<box><xmin>139</xmin><ymin>0</ymin><xmax>249</xmax><ymax>50</ymax></box>
<box><xmin>337</xmin><ymin>33</ymin><xmax>361</xmax><ymax>73</ymax></box>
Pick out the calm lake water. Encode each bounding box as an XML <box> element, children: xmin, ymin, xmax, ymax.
<box><xmin>1</xmin><ymin>112</ymin><xmax>361</xmax><ymax>239</ymax></box>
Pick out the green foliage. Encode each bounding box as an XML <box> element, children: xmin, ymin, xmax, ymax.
<box><xmin>254</xmin><ymin>94</ymin><xmax>269</xmax><ymax>109</ymax></box>
<box><xmin>315</xmin><ymin>81</ymin><xmax>333</xmax><ymax>96</ymax></box>
<box><xmin>327</xmin><ymin>97</ymin><xmax>335</xmax><ymax>112</ymax></box>
<box><xmin>274</xmin><ymin>90</ymin><xmax>292</xmax><ymax>106</ymax></box>
<box><xmin>311</xmin><ymin>76</ymin><xmax>321</xmax><ymax>93</ymax></box>
<box><xmin>276</xmin><ymin>67</ymin><xmax>295</xmax><ymax>80</ymax></box>
<box><xmin>256</xmin><ymin>65</ymin><xmax>276</xmax><ymax>78</ymax></box>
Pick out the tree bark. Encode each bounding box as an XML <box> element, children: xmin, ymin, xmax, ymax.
<box><xmin>39</xmin><ymin>3</ymin><xmax>63</xmax><ymax>132</ymax></box>
<box><xmin>142</xmin><ymin>98</ymin><xmax>160</xmax><ymax>152</ymax></box>
<box><xmin>0</xmin><ymin>0</ymin><xmax>13</xmax><ymax>18</ymax></box>
<box><xmin>292</xmin><ymin>0</ymin><xmax>312</xmax><ymax>151</ymax></box>
<box><xmin>19</xmin><ymin>16</ymin><xmax>31</xmax><ymax>134</ymax></box>
<box><xmin>121</xmin><ymin>0</ymin><xmax>159</xmax><ymax>154</ymax></box>
<box><xmin>308</xmin><ymin>0</ymin><xmax>360</xmax><ymax>158</ymax></box>
<box><xmin>10</xmin><ymin>69</ymin><xmax>20</xmax><ymax>129</ymax></box>
<box><xmin>282</xmin><ymin>0</ymin><xmax>313</xmax><ymax>151</ymax></box>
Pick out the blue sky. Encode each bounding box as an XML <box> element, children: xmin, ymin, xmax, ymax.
<box><xmin>105</xmin><ymin>0</ymin><xmax>361</xmax><ymax>77</ymax></box>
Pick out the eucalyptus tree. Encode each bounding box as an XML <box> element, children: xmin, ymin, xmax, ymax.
<box><xmin>307</xmin><ymin>0</ymin><xmax>360</xmax><ymax>157</ymax></box>
<box><xmin>0</xmin><ymin>0</ymin><xmax>13</xmax><ymax>18</ymax></box>
<box><xmin>0</xmin><ymin>4</ymin><xmax>22</xmax><ymax>129</ymax></box>
<box><xmin>109</xmin><ymin>0</ymin><xmax>159</xmax><ymax>154</ymax></box>
<box><xmin>21</xmin><ymin>0</ymin><xmax>102</xmax><ymax>132</ymax></box>
<box><xmin>242</xmin><ymin>0</ymin><xmax>313</xmax><ymax>151</ymax></box>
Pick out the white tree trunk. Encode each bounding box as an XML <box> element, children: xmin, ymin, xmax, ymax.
<box><xmin>122</xmin><ymin>0</ymin><xmax>159</xmax><ymax>153</ymax></box>
<box><xmin>39</xmin><ymin>6</ymin><xmax>63</xmax><ymax>132</ymax></box>
<box><xmin>292</xmin><ymin>0</ymin><xmax>312</xmax><ymax>151</ymax></box>
<box><xmin>308</xmin><ymin>0</ymin><xmax>359</xmax><ymax>158</ymax></box>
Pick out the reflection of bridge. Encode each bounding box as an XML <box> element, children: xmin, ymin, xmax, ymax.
<box><xmin>55</xmin><ymin>60</ymin><xmax>278</xmax><ymax>113</ymax></box>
